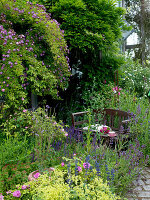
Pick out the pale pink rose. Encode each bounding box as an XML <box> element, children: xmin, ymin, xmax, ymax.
<box><xmin>6</xmin><ymin>190</ymin><xmax>12</xmax><ymax>194</ymax></box>
<box><xmin>0</xmin><ymin>194</ymin><xmax>4</xmax><ymax>200</ymax></box>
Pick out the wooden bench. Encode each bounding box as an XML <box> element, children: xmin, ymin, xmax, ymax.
<box><xmin>71</xmin><ymin>108</ymin><xmax>131</xmax><ymax>135</ymax></box>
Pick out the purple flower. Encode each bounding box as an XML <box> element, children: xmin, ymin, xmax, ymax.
<box><xmin>77</xmin><ymin>166</ymin><xmax>82</xmax><ymax>172</ymax></box>
<box><xmin>12</xmin><ymin>190</ymin><xmax>21</xmax><ymax>198</ymax></box>
<box><xmin>0</xmin><ymin>72</ymin><xmax>3</xmax><ymax>75</ymax></box>
<box><xmin>8</xmin><ymin>61</ymin><xmax>13</xmax><ymax>65</ymax></box>
<box><xmin>83</xmin><ymin>162</ymin><xmax>90</xmax><ymax>169</ymax></box>
<box><xmin>21</xmin><ymin>185</ymin><xmax>28</xmax><ymax>190</ymax></box>
<box><xmin>61</xmin><ymin>162</ymin><xmax>65</xmax><ymax>167</ymax></box>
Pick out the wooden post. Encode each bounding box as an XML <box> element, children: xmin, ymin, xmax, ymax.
<box><xmin>31</xmin><ymin>93</ymin><xmax>38</xmax><ymax>110</ymax></box>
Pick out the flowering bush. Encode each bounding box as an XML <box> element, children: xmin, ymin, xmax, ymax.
<box><xmin>0</xmin><ymin>161</ymin><xmax>38</xmax><ymax>194</ymax></box>
<box><xmin>0</xmin><ymin>0</ymin><xmax>71</xmax><ymax>115</ymax></box>
<box><xmin>119</xmin><ymin>57</ymin><xmax>150</xmax><ymax>97</ymax></box>
<box><xmin>5</xmin><ymin>169</ymin><xmax>121</xmax><ymax>200</ymax></box>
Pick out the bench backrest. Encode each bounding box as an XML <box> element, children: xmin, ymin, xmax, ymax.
<box><xmin>102</xmin><ymin>108</ymin><xmax>130</xmax><ymax>131</ymax></box>
<box><xmin>72</xmin><ymin>109</ymin><xmax>131</xmax><ymax>132</ymax></box>
<box><xmin>71</xmin><ymin>111</ymin><xmax>89</xmax><ymax>128</ymax></box>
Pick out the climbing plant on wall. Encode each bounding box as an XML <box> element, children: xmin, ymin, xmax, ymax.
<box><xmin>0</xmin><ymin>0</ymin><xmax>71</xmax><ymax>114</ymax></box>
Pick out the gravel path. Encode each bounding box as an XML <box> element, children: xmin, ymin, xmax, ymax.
<box><xmin>125</xmin><ymin>167</ymin><xmax>150</xmax><ymax>200</ymax></box>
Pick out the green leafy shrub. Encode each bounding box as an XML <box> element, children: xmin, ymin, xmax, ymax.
<box><xmin>1</xmin><ymin>106</ymin><xmax>67</xmax><ymax>138</ymax></box>
<box><xmin>0</xmin><ymin>136</ymin><xmax>34</xmax><ymax>193</ymax></box>
<box><xmin>119</xmin><ymin>58</ymin><xmax>150</xmax><ymax>97</ymax></box>
<box><xmin>5</xmin><ymin>169</ymin><xmax>121</xmax><ymax>200</ymax></box>
<box><xmin>0</xmin><ymin>161</ymin><xmax>38</xmax><ymax>194</ymax></box>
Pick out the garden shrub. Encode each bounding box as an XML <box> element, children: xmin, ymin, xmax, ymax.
<box><xmin>0</xmin><ymin>0</ymin><xmax>71</xmax><ymax>116</ymax></box>
<box><xmin>5</xmin><ymin>169</ymin><xmax>121</xmax><ymax>200</ymax></box>
<box><xmin>46</xmin><ymin>0</ymin><xmax>128</xmax><ymax>115</ymax></box>
<box><xmin>1</xmin><ymin>106</ymin><xmax>67</xmax><ymax>139</ymax></box>
<box><xmin>119</xmin><ymin>57</ymin><xmax>150</xmax><ymax>97</ymax></box>
<box><xmin>0</xmin><ymin>136</ymin><xmax>34</xmax><ymax>193</ymax></box>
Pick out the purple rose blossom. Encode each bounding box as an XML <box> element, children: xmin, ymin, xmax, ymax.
<box><xmin>12</xmin><ymin>190</ymin><xmax>21</xmax><ymax>198</ymax></box>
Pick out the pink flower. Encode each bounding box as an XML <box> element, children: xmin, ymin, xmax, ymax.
<box><xmin>21</xmin><ymin>97</ymin><xmax>24</xmax><ymax>101</ymax></box>
<box><xmin>103</xmin><ymin>127</ymin><xmax>107</xmax><ymax>132</ymax></box>
<box><xmin>21</xmin><ymin>185</ymin><xmax>28</xmax><ymax>190</ymax></box>
<box><xmin>118</xmin><ymin>92</ymin><xmax>120</xmax><ymax>95</ymax></box>
<box><xmin>23</xmin><ymin>109</ymin><xmax>27</xmax><ymax>112</ymax></box>
<box><xmin>0</xmin><ymin>194</ymin><xmax>4</xmax><ymax>200</ymax></box>
<box><xmin>12</xmin><ymin>190</ymin><xmax>21</xmax><ymax>198</ymax></box>
<box><xmin>33</xmin><ymin>172</ymin><xmax>40</xmax><ymax>179</ymax></box>
<box><xmin>25</xmin><ymin>127</ymin><xmax>28</xmax><ymax>129</ymax></box>
<box><xmin>77</xmin><ymin>166</ymin><xmax>82</xmax><ymax>172</ymax></box>
<box><xmin>83</xmin><ymin>162</ymin><xmax>90</xmax><ymax>169</ymax></box>
<box><xmin>73</xmin><ymin>153</ymin><xmax>76</xmax><ymax>156</ymax></box>
<box><xmin>65</xmin><ymin>133</ymin><xmax>68</xmax><ymax>137</ymax></box>
<box><xmin>61</xmin><ymin>162</ymin><xmax>65</xmax><ymax>167</ymax></box>
<box><xmin>6</xmin><ymin>190</ymin><xmax>12</xmax><ymax>194</ymax></box>
<box><xmin>2</xmin><ymin>89</ymin><xmax>5</xmax><ymax>92</ymax></box>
